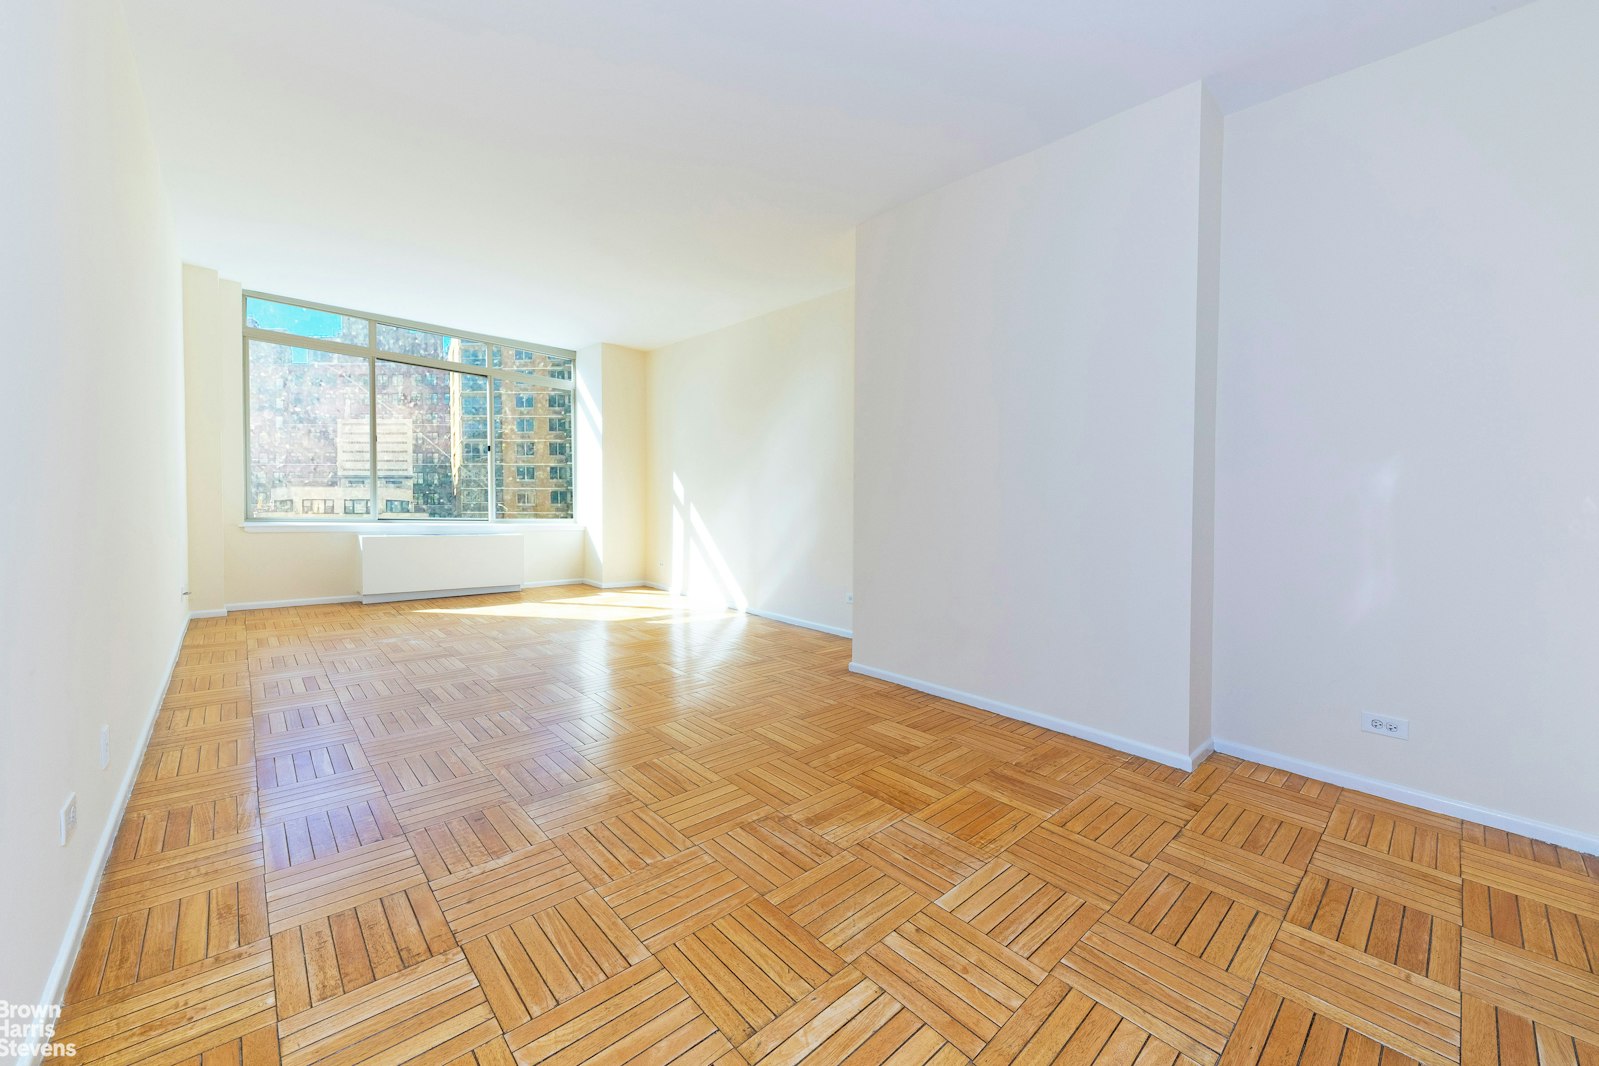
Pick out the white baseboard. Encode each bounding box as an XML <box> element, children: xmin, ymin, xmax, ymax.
<box><xmin>361</xmin><ymin>583</ymin><xmax>519</xmax><ymax>605</ymax></box>
<box><xmin>746</xmin><ymin>607</ymin><xmax>852</xmax><ymax>638</ymax></box>
<box><xmin>847</xmin><ymin>661</ymin><xmax>1199</xmax><ymax>770</ymax></box>
<box><xmin>522</xmin><ymin>578</ymin><xmax>587</xmax><ymax>589</ymax></box>
<box><xmin>29</xmin><ymin>618</ymin><xmax>187</xmax><ymax>1064</ymax></box>
<box><xmin>188</xmin><ymin>608</ymin><xmax>228</xmax><ymax>619</ymax></box>
<box><xmin>1213</xmin><ymin>739</ymin><xmax>1599</xmax><ymax>855</ymax></box>
<box><xmin>581</xmin><ymin>579</ymin><xmax>651</xmax><ymax>589</ymax></box>
<box><xmin>223</xmin><ymin>594</ymin><xmax>359</xmax><ymax>612</ymax></box>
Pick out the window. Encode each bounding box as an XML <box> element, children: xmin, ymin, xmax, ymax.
<box><xmin>244</xmin><ymin>294</ymin><xmax>575</xmax><ymax>521</ymax></box>
<box><xmin>550</xmin><ymin>490</ymin><xmax>571</xmax><ymax>506</ymax></box>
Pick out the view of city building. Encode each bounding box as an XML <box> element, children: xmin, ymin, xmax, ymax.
<box><xmin>244</xmin><ymin>297</ymin><xmax>574</xmax><ymax>520</ymax></box>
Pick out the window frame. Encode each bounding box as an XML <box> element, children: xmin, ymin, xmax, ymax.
<box><xmin>242</xmin><ymin>290</ymin><xmax>577</xmax><ymax>524</ymax></box>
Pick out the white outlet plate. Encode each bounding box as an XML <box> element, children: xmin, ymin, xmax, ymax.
<box><xmin>100</xmin><ymin>725</ymin><xmax>111</xmax><ymax>769</ymax></box>
<box><xmin>1361</xmin><ymin>713</ymin><xmax>1409</xmax><ymax>740</ymax></box>
<box><xmin>61</xmin><ymin>793</ymin><xmax>77</xmax><ymax>846</ymax></box>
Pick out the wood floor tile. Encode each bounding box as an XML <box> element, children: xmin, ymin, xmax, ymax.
<box><xmin>1461</xmin><ymin>929</ymin><xmax>1599</xmax><ymax>1048</ymax></box>
<box><xmin>407</xmin><ymin>802</ymin><xmax>547</xmax><ymax>880</ymax></box>
<box><xmin>551</xmin><ymin>807</ymin><xmax>695</xmax><ymax>884</ymax></box>
<box><xmin>56</xmin><ymin>591</ymin><xmax>1599</xmax><ymax>1065</ymax></box>
<box><xmin>1218</xmin><ymin>984</ymin><xmax>1423</xmax><ymax>1066</ymax></box>
<box><xmin>652</xmin><ymin>780</ymin><xmax>775</xmax><ymax>843</ymax></box>
<box><xmin>53</xmin><ymin>942</ymin><xmax>277</xmax><ymax>1066</ymax></box>
<box><xmin>739</xmin><ymin>966</ymin><xmax>967</xmax><ymax>1066</ymax></box>
<box><xmin>1185</xmin><ymin>794</ymin><xmax>1321</xmax><ymax>870</ymax></box>
<box><xmin>856</xmin><ymin>905</ymin><xmax>1044</xmax><ymax>1056</ymax></box>
<box><xmin>276</xmin><ymin>949</ymin><xmax>499</xmax><ymax>1066</ymax></box>
<box><xmin>432</xmin><ymin>840</ymin><xmax>589</xmax><ymax>942</ymax></box>
<box><xmin>916</xmin><ymin>787</ymin><xmax>1042</xmax><ymax>854</ymax></box>
<box><xmin>264</xmin><ymin>836</ymin><xmax>428</xmax><ymax>933</ymax></box>
<box><xmin>702</xmin><ymin>814</ymin><xmax>842</xmax><ymax>894</ymax></box>
<box><xmin>766</xmin><ymin>854</ymin><xmax>927</xmax><ymax>963</ymax></box>
<box><xmin>850</xmin><ymin>817</ymin><xmax>988</xmax><ymax>900</ymax></box>
<box><xmin>938</xmin><ymin>859</ymin><xmax>1101</xmax><ymax>970</ymax></box>
<box><xmin>505</xmin><ymin>958</ymin><xmax>735</xmax><ymax>1065</ymax></box>
<box><xmin>1460</xmin><ymin>994</ymin><xmax>1599</xmax><ymax>1066</ymax></box>
<box><xmin>598</xmin><ymin>847</ymin><xmax>760</xmax><ymax>950</ymax></box>
<box><xmin>1258</xmin><ymin>924</ymin><xmax>1461</xmax><ymax>1066</ymax></box>
<box><xmin>1004</xmin><ymin>820</ymin><xmax>1146</xmax><ymax>907</ymax></box>
<box><xmin>784</xmin><ymin>784</ymin><xmax>902</xmax><ymax>848</ymax></box>
<box><xmin>271</xmin><ymin>884</ymin><xmax>456</xmax><ymax>1018</ymax></box>
<box><xmin>659</xmin><ymin>897</ymin><xmax>845</xmax><ymax>1043</ymax></box>
<box><xmin>465</xmin><ymin>891</ymin><xmax>648</xmax><ymax>1028</ymax></box>
<box><xmin>263</xmin><ymin>796</ymin><xmax>404</xmax><ymax>872</ymax></box>
<box><xmin>1309</xmin><ymin>835</ymin><xmax>1464</xmax><ymax>924</ymax></box>
<box><xmin>978</xmin><ymin>975</ymin><xmax>1199</xmax><ymax>1066</ymax></box>
<box><xmin>1287</xmin><ymin>870</ymin><xmax>1461</xmax><ymax>987</ymax></box>
<box><xmin>1152</xmin><ymin>831</ymin><xmax>1304</xmax><ymax>917</ymax></box>
<box><xmin>729</xmin><ymin>755</ymin><xmax>839</xmax><ymax>809</ymax></box>
<box><xmin>523</xmin><ymin>776</ymin><xmax>644</xmax><ymax>837</ymax></box>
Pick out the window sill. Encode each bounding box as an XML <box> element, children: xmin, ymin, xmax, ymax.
<box><xmin>239</xmin><ymin>520</ymin><xmax>584</xmax><ymax>534</ymax></box>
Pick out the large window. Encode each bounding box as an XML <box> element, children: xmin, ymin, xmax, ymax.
<box><xmin>244</xmin><ymin>294</ymin><xmax>576</xmax><ymax>520</ymax></box>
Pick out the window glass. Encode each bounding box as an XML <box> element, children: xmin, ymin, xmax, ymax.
<box><xmin>246</xmin><ymin>297</ymin><xmax>368</xmax><ymax>346</ymax></box>
<box><xmin>245</xmin><ymin>294</ymin><xmax>575</xmax><ymax>522</ymax></box>
<box><xmin>494</xmin><ymin>378</ymin><xmax>574</xmax><ymax>518</ymax></box>
<box><xmin>374</xmin><ymin>360</ymin><xmax>489</xmax><ymax>519</ymax></box>
<box><xmin>246</xmin><ymin>341</ymin><xmax>370</xmax><ymax>518</ymax></box>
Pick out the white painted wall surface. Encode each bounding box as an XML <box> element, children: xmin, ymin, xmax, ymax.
<box><xmin>644</xmin><ymin>289</ymin><xmax>855</xmax><ymax>632</ymax></box>
<box><xmin>1214</xmin><ymin>0</ymin><xmax>1599</xmax><ymax>838</ymax></box>
<box><xmin>854</xmin><ymin>85</ymin><xmax>1218</xmax><ymax>764</ymax></box>
<box><xmin>0</xmin><ymin>0</ymin><xmax>190</xmax><ymax>1014</ymax></box>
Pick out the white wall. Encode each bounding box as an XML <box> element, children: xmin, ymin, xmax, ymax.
<box><xmin>577</xmin><ymin>343</ymin><xmax>647</xmax><ymax>587</ymax></box>
<box><xmin>854</xmin><ymin>84</ymin><xmax>1220</xmax><ymax>765</ymax></box>
<box><xmin>644</xmin><ymin>289</ymin><xmax>855</xmax><ymax>632</ymax></box>
<box><xmin>0</xmin><ymin>0</ymin><xmax>189</xmax><ymax>1014</ymax></box>
<box><xmin>1214</xmin><ymin>0</ymin><xmax>1599</xmax><ymax>841</ymax></box>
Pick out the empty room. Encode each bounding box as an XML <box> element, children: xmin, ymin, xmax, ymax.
<box><xmin>3</xmin><ymin>0</ymin><xmax>1597</xmax><ymax>1063</ymax></box>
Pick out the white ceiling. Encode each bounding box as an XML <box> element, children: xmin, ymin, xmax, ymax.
<box><xmin>126</xmin><ymin>0</ymin><xmax>1525</xmax><ymax>350</ymax></box>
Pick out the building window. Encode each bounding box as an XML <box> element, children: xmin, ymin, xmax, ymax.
<box><xmin>244</xmin><ymin>293</ymin><xmax>575</xmax><ymax>521</ymax></box>
<box><xmin>550</xmin><ymin>465</ymin><xmax>571</xmax><ymax>483</ymax></box>
<box><xmin>549</xmin><ymin>417</ymin><xmax>570</xmax><ymax>434</ymax></box>
<box><xmin>550</xmin><ymin>490</ymin><xmax>570</xmax><ymax>506</ymax></box>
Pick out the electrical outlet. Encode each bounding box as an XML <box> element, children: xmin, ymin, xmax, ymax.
<box><xmin>100</xmin><ymin>725</ymin><xmax>111</xmax><ymax>770</ymax></box>
<box><xmin>1361</xmin><ymin>713</ymin><xmax>1409</xmax><ymax>740</ymax></box>
<box><xmin>845</xmin><ymin>592</ymin><xmax>854</xmax><ymax>604</ymax></box>
<box><xmin>61</xmin><ymin>794</ymin><xmax>77</xmax><ymax>846</ymax></box>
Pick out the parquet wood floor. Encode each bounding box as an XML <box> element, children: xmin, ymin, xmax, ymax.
<box><xmin>53</xmin><ymin>586</ymin><xmax>1599</xmax><ymax>1064</ymax></box>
